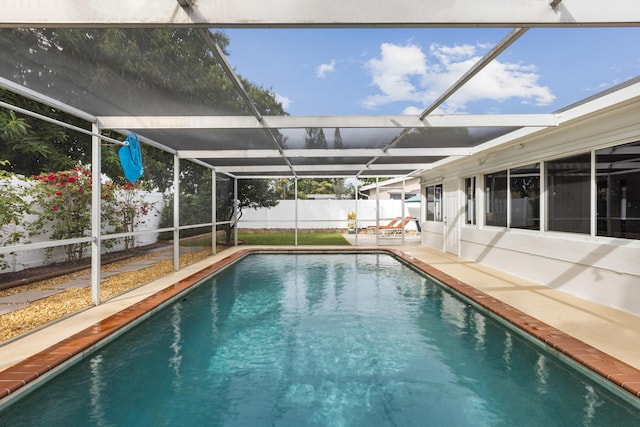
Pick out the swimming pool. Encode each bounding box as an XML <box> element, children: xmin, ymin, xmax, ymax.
<box><xmin>1</xmin><ymin>252</ymin><xmax>639</xmax><ymax>425</ymax></box>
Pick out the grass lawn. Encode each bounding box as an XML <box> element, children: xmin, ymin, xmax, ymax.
<box><xmin>181</xmin><ymin>231</ymin><xmax>351</xmax><ymax>246</ymax></box>
<box><xmin>237</xmin><ymin>231</ymin><xmax>350</xmax><ymax>245</ymax></box>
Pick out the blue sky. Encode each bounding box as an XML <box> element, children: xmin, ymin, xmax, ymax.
<box><xmin>223</xmin><ymin>27</ymin><xmax>640</xmax><ymax>116</ymax></box>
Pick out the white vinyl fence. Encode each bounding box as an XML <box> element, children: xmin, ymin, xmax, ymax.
<box><xmin>2</xmin><ymin>191</ymin><xmax>164</xmax><ymax>273</ymax></box>
<box><xmin>239</xmin><ymin>199</ymin><xmax>419</xmax><ymax>230</ymax></box>
<box><xmin>3</xmin><ymin>193</ymin><xmax>419</xmax><ymax>273</ymax></box>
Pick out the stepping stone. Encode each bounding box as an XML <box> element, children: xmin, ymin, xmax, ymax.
<box><xmin>51</xmin><ymin>271</ymin><xmax>122</xmax><ymax>289</ymax></box>
<box><xmin>51</xmin><ymin>278</ymin><xmax>89</xmax><ymax>289</ymax></box>
<box><xmin>144</xmin><ymin>254</ymin><xmax>172</xmax><ymax>260</ymax></box>
<box><xmin>100</xmin><ymin>271</ymin><xmax>121</xmax><ymax>279</ymax></box>
<box><xmin>0</xmin><ymin>290</ymin><xmax>62</xmax><ymax>304</ymax></box>
<box><xmin>124</xmin><ymin>260</ymin><xmax>158</xmax><ymax>266</ymax></box>
<box><xmin>118</xmin><ymin>261</ymin><xmax>159</xmax><ymax>271</ymax></box>
<box><xmin>0</xmin><ymin>303</ymin><xmax>30</xmax><ymax>315</ymax></box>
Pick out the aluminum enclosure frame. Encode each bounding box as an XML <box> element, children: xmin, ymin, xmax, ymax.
<box><xmin>1</xmin><ymin>1</ymin><xmax>640</xmax><ymax>305</ymax></box>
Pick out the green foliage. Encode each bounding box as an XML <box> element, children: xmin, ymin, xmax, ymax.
<box><xmin>0</xmin><ymin>110</ymin><xmax>28</xmax><ymax>141</ymax></box>
<box><xmin>333</xmin><ymin>128</ymin><xmax>343</xmax><ymax>149</ymax></box>
<box><xmin>0</xmin><ymin>28</ymin><xmax>292</xmax><ymax>258</ymax></box>
<box><xmin>305</xmin><ymin>127</ymin><xmax>327</xmax><ymax>149</ymax></box>
<box><xmin>273</xmin><ymin>178</ymin><xmax>296</xmax><ymax>200</ymax></box>
<box><xmin>0</xmin><ymin>89</ymin><xmax>90</xmax><ymax>176</ymax></box>
<box><xmin>220</xmin><ymin>179</ymin><xmax>281</xmax><ymax>244</ymax></box>
<box><xmin>0</xmin><ymin>170</ymin><xmax>32</xmax><ymax>270</ymax></box>
<box><xmin>28</xmin><ymin>165</ymin><xmax>158</xmax><ymax>262</ymax></box>
<box><xmin>104</xmin><ymin>181</ymin><xmax>157</xmax><ymax>252</ymax></box>
<box><xmin>159</xmin><ymin>165</ymin><xmax>214</xmax><ymax>239</ymax></box>
<box><xmin>296</xmin><ymin>178</ymin><xmax>354</xmax><ymax>199</ymax></box>
<box><xmin>1</xmin><ymin>28</ymin><xmax>287</xmax><ymax>192</ymax></box>
<box><xmin>29</xmin><ymin>166</ymin><xmax>102</xmax><ymax>261</ymax></box>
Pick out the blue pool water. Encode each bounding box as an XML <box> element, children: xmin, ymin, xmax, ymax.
<box><xmin>1</xmin><ymin>253</ymin><xmax>640</xmax><ymax>426</ymax></box>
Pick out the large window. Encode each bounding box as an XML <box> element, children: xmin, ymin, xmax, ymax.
<box><xmin>547</xmin><ymin>153</ymin><xmax>591</xmax><ymax>234</ymax></box>
<box><xmin>465</xmin><ymin>177</ymin><xmax>476</xmax><ymax>225</ymax></box>
<box><xmin>469</xmin><ymin>141</ymin><xmax>640</xmax><ymax>240</ymax></box>
<box><xmin>596</xmin><ymin>140</ymin><xmax>640</xmax><ymax>239</ymax></box>
<box><xmin>485</xmin><ymin>170</ymin><xmax>507</xmax><ymax>227</ymax></box>
<box><xmin>425</xmin><ymin>184</ymin><xmax>442</xmax><ymax>222</ymax></box>
<box><xmin>510</xmin><ymin>163</ymin><xmax>540</xmax><ymax>230</ymax></box>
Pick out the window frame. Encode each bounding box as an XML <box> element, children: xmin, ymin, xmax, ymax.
<box><xmin>425</xmin><ymin>183</ymin><xmax>443</xmax><ymax>222</ymax></box>
<box><xmin>484</xmin><ymin>169</ymin><xmax>508</xmax><ymax>228</ymax></box>
<box><xmin>464</xmin><ymin>176</ymin><xmax>476</xmax><ymax>226</ymax></box>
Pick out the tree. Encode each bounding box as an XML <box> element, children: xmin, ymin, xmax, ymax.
<box><xmin>332</xmin><ymin>178</ymin><xmax>355</xmax><ymax>199</ymax></box>
<box><xmin>2</xmin><ymin>28</ymin><xmax>288</xmax><ymax>250</ymax></box>
<box><xmin>0</xmin><ymin>28</ymin><xmax>287</xmax><ymax>191</ymax></box>
<box><xmin>0</xmin><ymin>89</ymin><xmax>91</xmax><ymax>176</ymax></box>
<box><xmin>333</xmin><ymin>128</ymin><xmax>343</xmax><ymax>149</ymax></box>
<box><xmin>0</xmin><ymin>167</ymin><xmax>32</xmax><ymax>270</ymax></box>
<box><xmin>305</xmin><ymin>128</ymin><xmax>327</xmax><ymax>149</ymax></box>
<box><xmin>217</xmin><ymin>179</ymin><xmax>280</xmax><ymax>244</ymax></box>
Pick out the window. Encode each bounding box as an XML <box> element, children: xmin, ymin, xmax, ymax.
<box><xmin>425</xmin><ymin>184</ymin><xmax>442</xmax><ymax>222</ymax></box>
<box><xmin>596</xmin><ymin>140</ymin><xmax>640</xmax><ymax>240</ymax></box>
<box><xmin>547</xmin><ymin>153</ymin><xmax>591</xmax><ymax>234</ymax></box>
<box><xmin>465</xmin><ymin>177</ymin><xmax>476</xmax><ymax>225</ymax></box>
<box><xmin>510</xmin><ymin>163</ymin><xmax>540</xmax><ymax>230</ymax></box>
<box><xmin>485</xmin><ymin>170</ymin><xmax>507</xmax><ymax>227</ymax></box>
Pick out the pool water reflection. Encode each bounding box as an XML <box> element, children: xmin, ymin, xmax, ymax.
<box><xmin>1</xmin><ymin>253</ymin><xmax>639</xmax><ymax>426</ymax></box>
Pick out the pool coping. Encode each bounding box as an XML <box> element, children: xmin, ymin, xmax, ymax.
<box><xmin>1</xmin><ymin>246</ymin><xmax>640</xmax><ymax>405</ymax></box>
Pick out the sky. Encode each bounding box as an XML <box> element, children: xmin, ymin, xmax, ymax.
<box><xmin>222</xmin><ymin>27</ymin><xmax>640</xmax><ymax>116</ymax></box>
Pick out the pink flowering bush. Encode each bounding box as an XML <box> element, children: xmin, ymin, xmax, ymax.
<box><xmin>30</xmin><ymin>166</ymin><xmax>156</xmax><ymax>259</ymax></box>
<box><xmin>30</xmin><ymin>165</ymin><xmax>111</xmax><ymax>262</ymax></box>
<box><xmin>104</xmin><ymin>180</ymin><xmax>156</xmax><ymax>253</ymax></box>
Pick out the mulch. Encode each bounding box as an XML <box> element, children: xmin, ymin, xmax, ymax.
<box><xmin>0</xmin><ymin>241</ymin><xmax>172</xmax><ymax>291</ymax></box>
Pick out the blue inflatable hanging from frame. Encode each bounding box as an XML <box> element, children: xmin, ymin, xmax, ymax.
<box><xmin>118</xmin><ymin>132</ymin><xmax>144</xmax><ymax>183</ymax></box>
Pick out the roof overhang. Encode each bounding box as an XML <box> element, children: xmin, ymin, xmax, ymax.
<box><xmin>3</xmin><ymin>0</ymin><xmax>640</xmax><ymax>28</ymax></box>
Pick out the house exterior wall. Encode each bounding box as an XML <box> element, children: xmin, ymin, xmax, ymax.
<box><xmin>418</xmin><ymin>95</ymin><xmax>640</xmax><ymax>316</ymax></box>
<box><xmin>364</xmin><ymin>177</ymin><xmax>420</xmax><ymax>200</ymax></box>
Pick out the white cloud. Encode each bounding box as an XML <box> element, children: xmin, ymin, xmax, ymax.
<box><xmin>362</xmin><ymin>41</ymin><xmax>555</xmax><ymax>113</ymax></box>
<box><xmin>401</xmin><ymin>105</ymin><xmax>423</xmax><ymax>115</ymax></box>
<box><xmin>316</xmin><ymin>59</ymin><xmax>336</xmax><ymax>79</ymax></box>
<box><xmin>275</xmin><ymin>93</ymin><xmax>292</xmax><ymax>110</ymax></box>
<box><xmin>362</xmin><ymin>43</ymin><xmax>426</xmax><ymax>108</ymax></box>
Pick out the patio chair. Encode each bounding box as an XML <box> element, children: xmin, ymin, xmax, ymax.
<box><xmin>366</xmin><ymin>217</ymin><xmax>401</xmax><ymax>233</ymax></box>
<box><xmin>381</xmin><ymin>216</ymin><xmax>415</xmax><ymax>236</ymax></box>
<box><xmin>367</xmin><ymin>216</ymin><xmax>415</xmax><ymax>235</ymax></box>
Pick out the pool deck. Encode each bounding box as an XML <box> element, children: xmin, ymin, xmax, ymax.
<box><xmin>1</xmin><ymin>243</ymin><xmax>640</xmax><ymax>403</ymax></box>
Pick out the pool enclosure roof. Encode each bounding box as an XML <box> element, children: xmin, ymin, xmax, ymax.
<box><xmin>2</xmin><ymin>1</ymin><xmax>640</xmax><ymax>178</ymax></box>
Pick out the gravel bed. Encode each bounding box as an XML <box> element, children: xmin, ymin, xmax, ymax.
<box><xmin>0</xmin><ymin>248</ymin><xmax>211</xmax><ymax>342</ymax></box>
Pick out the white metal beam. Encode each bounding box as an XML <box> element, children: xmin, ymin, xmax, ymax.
<box><xmin>360</xmin><ymin>27</ymin><xmax>529</xmax><ymax>176</ymax></box>
<box><xmin>214</xmin><ymin>163</ymin><xmax>432</xmax><ymax>173</ymax></box>
<box><xmin>0</xmin><ymin>76</ymin><xmax>97</xmax><ymax>123</ymax></box>
<box><xmin>98</xmin><ymin>114</ymin><xmax>558</xmax><ymax>129</ymax></box>
<box><xmin>469</xmin><ymin>79</ymin><xmax>640</xmax><ymax>156</ymax></box>
<box><xmin>3</xmin><ymin>0</ymin><xmax>640</xmax><ymax>27</ymax></box>
<box><xmin>177</xmin><ymin>148</ymin><xmax>472</xmax><ymax>159</ymax></box>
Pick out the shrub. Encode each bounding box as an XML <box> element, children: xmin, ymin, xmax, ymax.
<box><xmin>0</xmin><ymin>168</ymin><xmax>31</xmax><ymax>270</ymax></box>
<box><xmin>105</xmin><ymin>180</ymin><xmax>157</xmax><ymax>252</ymax></box>
<box><xmin>30</xmin><ymin>166</ymin><xmax>99</xmax><ymax>262</ymax></box>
